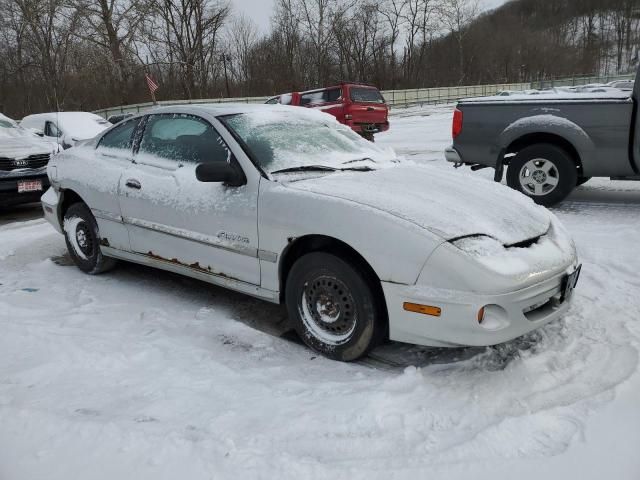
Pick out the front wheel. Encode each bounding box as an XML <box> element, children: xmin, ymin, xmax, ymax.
<box><xmin>63</xmin><ymin>202</ymin><xmax>117</xmax><ymax>274</ymax></box>
<box><xmin>285</xmin><ymin>252</ymin><xmax>384</xmax><ymax>362</ymax></box>
<box><xmin>506</xmin><ymin>144</ymin><xmax>577</xmax><ymax>207</ymax></box>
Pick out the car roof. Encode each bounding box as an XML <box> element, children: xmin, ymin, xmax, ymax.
<box><xmin>22</xmin><ymin>111</ymin><xmax>103</xmax><ymax>121</ymax></box>
<box><xmin>148</xmin><ymin>103</ymin><xmax>305</xmax><ymax>117</ymax></box>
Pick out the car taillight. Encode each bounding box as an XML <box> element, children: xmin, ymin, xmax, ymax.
<box><xmin>452</xmin><ymin>108</ymin><xmax>463</xmax><ymax>139</ymax></box>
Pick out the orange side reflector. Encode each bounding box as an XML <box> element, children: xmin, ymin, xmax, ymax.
<box><xmin>403</xmin><ymin>302</ymin><xmax>442</xmax><ymax>317</ymax></box>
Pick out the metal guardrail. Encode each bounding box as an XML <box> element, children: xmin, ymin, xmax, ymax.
<box><xmin>93</xmin><ymin>74</ymin><xmax>635</xmax><ymax>119</ymax></box>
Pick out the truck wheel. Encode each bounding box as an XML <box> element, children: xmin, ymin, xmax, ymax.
<box><xmin>285</xmin><ymin>252</ymin><xmax>384</xmax><ymax>362</ymax></box>
<box><xmin>361</xmin><ymin>132</ymin><xmax>375</xmax><ymax>142</ymax></box>
<box><xmin>63</xmin><ymin>202</ymin><xmax>117</xmax><ymax>274</ymax></box>
<box><xmin>507</xmin><ymin>144</ymin><xmax>577</xmax><ymax>207</ymax></box>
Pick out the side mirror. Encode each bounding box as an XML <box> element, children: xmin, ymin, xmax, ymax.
<box><xmin>29</xmin><ymin>128</ymin><xmax>44</xmax><ymax>137</ymax></box>
<box><xmin>196</xmin><ymin>161</ymin><xmax>246</xmax><ymax>187</ymax></box>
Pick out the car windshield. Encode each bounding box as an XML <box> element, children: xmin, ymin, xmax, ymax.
<box><xmin>350</xmin><ymin>87</ymin><xmax>385</xmax><ymax>104</ymax></box>
<box><xmin>0</xmin><ymin>115</ymin><xmax>28</xmax><ymax>139</ymax></box>
<box><xmin>221</xmin><ymin>109</ymin><xmax>396</xmax><ymax>175</ymax></box>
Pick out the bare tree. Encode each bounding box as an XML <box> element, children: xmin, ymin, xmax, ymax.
<box><xmin>73</xmin><ymin>0</ymin><xmax>149</xmax><ymax>104</ymax></box>
<box><xmin>148</xmin><ymin>0</ymin><xmax>230</xmax><ymax>98</ymax></box>
<box><xmin>439</xmin><ymin>0</ymin><xmax>479</xmax><ymax>84</ymax></box>
<box><xmin>11</xmin><ymin>0</ymin><xmax>82</xmax><ymax>109</ymax></box>
<box><xmin>225</xmin><ymin>14</ymin><xmax>258</xmax><ymax>95</ymax></box>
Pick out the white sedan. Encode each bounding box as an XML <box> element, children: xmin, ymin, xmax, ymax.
<box><xmin>41</xmin><ymin>105</ymin><xmax>580</xmax><ymax>361</ymax></box>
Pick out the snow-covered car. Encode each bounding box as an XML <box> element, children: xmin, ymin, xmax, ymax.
<box><xmin>607</xmin><ymin>79</ymin><xmax>634</xmax><ymax>90</ymax></box>
<box><xmin>0</xmin><ymin>113</ymin><xmax>59</xmax><ymax>206</ymax></box>
<box><xmin>20</xmin><ymin>112</ymin><xmax>112</xmax><ymax>149</ymax></box>
<box><xmin>41</xmin><ymin>105</ymin><xmax>581</xmax><ymax>361</ymax></box>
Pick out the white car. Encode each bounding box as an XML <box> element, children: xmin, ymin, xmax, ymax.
<box><xmin>41</xmin><ymin>105</ymin><xmax>580</xmax><ymax>361</ymax></box>
<box><xmin>20</xmin><ymin>112</ymin><xmax>112</xmax><ymax>149</ymax></box>
<box><xmin>0</xmin><ymin>113</ymin><xmax>59</xmax><ymax>206</ymax></box>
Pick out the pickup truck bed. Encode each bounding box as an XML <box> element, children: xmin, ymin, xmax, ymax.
<box><xmin>446</xmin><ymin>69</ymin><xmax>640</xmax><ymax>206</ymax></box>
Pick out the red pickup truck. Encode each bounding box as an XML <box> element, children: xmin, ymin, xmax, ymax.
<box><xmin>266</xmin><ymin>82</ymin><xmax>390</xmax><ymax>140</ymax></box>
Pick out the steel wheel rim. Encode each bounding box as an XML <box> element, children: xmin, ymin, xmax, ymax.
<box><xmin>519</xmin><ymin>158</ymin><xmax>560</xmax><ymax>196</ymax></box>
<box><xmin>299</xmin><ymin>275</ymin><xmax>357</xmax><ymax>346</ymax></box>
<box><xmin>67</xmin><ymin>218</ymin><xmax>95</xmax><ymax>259</ymax></box>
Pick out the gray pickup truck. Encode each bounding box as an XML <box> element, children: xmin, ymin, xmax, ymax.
<box><xmin>445</xmin><ymin>70</ymin><xmax>640</xmax><ymax>206</ymax></box>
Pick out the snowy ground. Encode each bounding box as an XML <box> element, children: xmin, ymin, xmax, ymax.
<box><xmin>1</xmin><ymin>105</ymin><xmax>639</xmax><ymax>480</ymax></box>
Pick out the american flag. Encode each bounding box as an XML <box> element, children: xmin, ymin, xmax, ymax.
<box><xmin>145</xmin><ymin>73</ymin><xmax>159</xmax><ymax>94</ymax></box>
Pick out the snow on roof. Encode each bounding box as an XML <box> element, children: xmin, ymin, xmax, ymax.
<box><xmin>152</xmin><ymin>103</ymin><xmax>338</xmax><ymax>122</ymax></box>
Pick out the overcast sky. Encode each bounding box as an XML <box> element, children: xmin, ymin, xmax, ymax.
<box><xmin>234</xmin><ymin>0</ymin><xmax>508</xmax><ymax>34</ymax></box>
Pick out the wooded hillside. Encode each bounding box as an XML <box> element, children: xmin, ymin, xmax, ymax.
<box><xmin>1</xmin><ymin>0</ymin><xmax>638</xmax><ymax>118</ymax></box>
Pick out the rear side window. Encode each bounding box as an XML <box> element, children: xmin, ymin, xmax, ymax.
<box><xmin>138</xmin><ymin>113</ymin><xmax>230</xmax><ymax>165</ymax></box>
<box><xmin>350</xmin><ymin>87</ymin><xmax>385</xmax><ymax>104</ymax></box>
<box><xmin>325</xmin><ymin>88</ymin><xmax>341</xmax><ymax>102</ymax></box>
<box><xmin>301</xmin><ymin>91</ymin><xmax>324</xmax><ymax>106</ymax></box>
<box><xmin>301</xmin><ymin>89</ymin><xmax>341</xmax><ymax>106</ymax></box>
<box><xmin>98</xmin><ymin>118</ymin><xmax>139</xmax><ymax>150</ymax></box>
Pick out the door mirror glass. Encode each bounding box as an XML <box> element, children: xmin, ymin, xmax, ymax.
<box><xmin>196</xmin><ymin>161</ymin><xmax>246</xmax><ymax>186</ymax></box>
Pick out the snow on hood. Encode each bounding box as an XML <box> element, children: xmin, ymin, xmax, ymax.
<box><xmin>286</xmin><ymin>164</ymin><xmax>551</xmax><ymax>245</ymax></box>
<box><xmin>0</xmin><ymin>114</ymin><xmax>57</xmax><ymax>158</ymax></box>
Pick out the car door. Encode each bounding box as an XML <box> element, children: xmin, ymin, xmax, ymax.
<box><xmin>77</xmin><ymin>117</ymin><xmax>142</xmax><ymax>252</ymax></box>
<box><xmin>118</xmin><ymin>112</ymin><xmax>261</xmax><ymax>285</ymax></box>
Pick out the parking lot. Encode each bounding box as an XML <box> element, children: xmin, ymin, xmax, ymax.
<box><xmin>1</xmin><ymin>105</ymin><xmax>639</xmax><ymax>480</ymax></box>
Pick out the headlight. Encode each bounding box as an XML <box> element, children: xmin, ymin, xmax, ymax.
<box><xmin>451</xmin><ymin>235</ymin><xmax>505</xmax><ymax>257</ymax></box>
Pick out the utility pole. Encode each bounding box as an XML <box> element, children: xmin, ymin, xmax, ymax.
<box><xmin>221</xmin><ymin>53</ymin><xmax>231</xmax><ymax>98</ymax></box>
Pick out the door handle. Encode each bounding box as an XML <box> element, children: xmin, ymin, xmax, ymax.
<box><xmin>367</xmin><ymin>107</ymin><xmax>375</xmax><ymax>111</ymax></box>
<box><xmin>125</xmin><ymin>179</ymin><xmax>141</xmax><ymax>190</ymax></box>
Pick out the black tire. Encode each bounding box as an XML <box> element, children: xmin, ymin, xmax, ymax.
<box><xmin>361</xmin><ymin>132</ymin><xmax>375</xmax><ymax>142</ymax></box>
<box><xmin>285</xmin><ymin>252</ymin><xmax>384</xmax><ymax>362</ymax></box>
<box><xmin>506</xmin><ymin>144</ymin><xmax>577</xmax><ymax>207</ymax></box>
<box><xmin>63</xmin><ymin>202</ymin><xmax>117</xmax><ymax>274</ymax></box>
<box><xmin>576</xmin><ymin>176</ymin><xmax>591</xmax><ymax>186</ymax></box>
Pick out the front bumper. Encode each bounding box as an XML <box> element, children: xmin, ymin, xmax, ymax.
<box><xmin>383</xmin><ymin>268</ymin><xmax>576</xmax><ymax>348</ymax></box>
<box><xmin>41</xmin><ymin>187</ymin><xmax>62</xmax><ymax>233</ymax></box>
<box><xmin>0</xmin><ymin>172</ymin><xmax>50</xmax><ymax>207</ymax></box>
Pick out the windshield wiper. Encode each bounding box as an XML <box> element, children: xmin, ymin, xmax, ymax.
<box><xmin>271</xmin><ymin>165</ymin><xmax>375</xmax><ymax>174</ymax></box>
<box><xmin>342</xmin><ymin>157</ymin><xmax>377</xmax><ymax>165</ymax></box>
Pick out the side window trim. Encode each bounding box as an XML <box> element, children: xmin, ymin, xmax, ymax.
<box><xmin>96</xmin><ymin>116</ymin><xmax>141</xmax><ymax>154</ymax></box>
<box><xmin>135</xmin><ymin>112</ymin><xmax>239</xmax><ymax>169</ymax></box>
<box><xmin>131</xmin><ymin>115</ymin><xmax>149</xmax><ymax>159</ymax></box>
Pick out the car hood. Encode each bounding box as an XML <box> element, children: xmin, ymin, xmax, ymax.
<box><xmin>285</xmin><ymin>164</ymin><xmax>551</xmax><ymax>245</ymax></box>
<box><xmin>0</xmin><ymin>136</ymin><xmax>56</xmax><ymax>158</ymax></box>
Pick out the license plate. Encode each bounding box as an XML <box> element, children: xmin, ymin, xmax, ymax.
<box><xmin>561</xmin><ymin>264</ymin><xmax>582</xmax><ymax>301</ymax></box>
<box><xmin>17</xmin><ymin>179</ymin><xmax>43</xmax><ymax>193</ymax></box>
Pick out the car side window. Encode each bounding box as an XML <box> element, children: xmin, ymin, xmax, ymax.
<box><xmin>324</xmin><ymin>88</ymin><xmax>341</xmax><ymax>103</ymax></box>
<box><xmin>301</xmin><ymin>91</ymin><xmax>325</xmax><ymax>106</ymax></box>
<box><xmin>138</xmin><ymin>114</ymin><xmax>231</xmax><ymax>165</ymax></box>
<box><xmin>98</xmin><ymin>118</ymin><xmax>139</xmax><ymax>151</ymax></box>
<box><xmin>44</xmin><ymin>121</ymin><xmax>60</xmax><ymax>138</ymax></box>
<box><xmin>266</xmin><ymin>97</ymin><xmax>279</xmax><ymax>105</ymax></box>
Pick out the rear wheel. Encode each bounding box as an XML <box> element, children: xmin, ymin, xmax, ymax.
<box><xmin>506</xmin><ymin>144</ymin><xmax>577</xmax><ymax>207</ymax></box>
<box><xmin>361</xmin><ymin>132</ymin><xmax>375</xmax><ymax>142</ymax></box>
<box><xmin>285</xmin><ymin>252</ymin><xmax>384</xmax><ymax>362</ymax></box>
<box><xmin>63</xmin><ymin>202</ymin><xmax>117</xmax><ymax>274</ymax></box>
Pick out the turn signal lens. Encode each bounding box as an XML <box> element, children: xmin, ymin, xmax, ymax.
<box><xmin>477</xmin><ymin>306</ymin><xmax>486</xmax><ymax>324</ymax></box>
<box><xmin>403</xmin><ymin>302</ymin><xmax>442</xmax><ymax>317</ymax></box>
